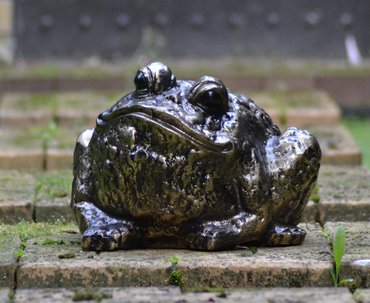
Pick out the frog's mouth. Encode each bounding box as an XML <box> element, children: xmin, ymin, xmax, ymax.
<box><xmin>97</xmin><ymin>106</ymin><xmax>234</xmax><ymax>153</ymax></box>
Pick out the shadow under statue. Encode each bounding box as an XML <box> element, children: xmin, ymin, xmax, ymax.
<box><xmin>71</xmin><ymin>62</ymin><xmax>321</xmax><ymax>251</ymax></box>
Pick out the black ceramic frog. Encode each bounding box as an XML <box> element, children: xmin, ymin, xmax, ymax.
<box><xmin>71</xmin><ymin>62</ymin><xmax>321</xmax><ymax>251</ymax></box>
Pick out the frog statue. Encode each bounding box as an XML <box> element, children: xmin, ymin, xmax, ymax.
<box><xmin>71</xmin><ymin>62</ymin><xmax>321</xmax><ymax>251</ymax></box>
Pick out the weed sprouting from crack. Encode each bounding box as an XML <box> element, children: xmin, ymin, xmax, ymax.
<box><xmin>323</xmin><ymin>225</ymin><xmax>354</xmax><ymax>287</ymax></box>
<box><xmin>167</xmin><ymin>256</ymin><xmax>183</xmax><ymax>287</ymax></box>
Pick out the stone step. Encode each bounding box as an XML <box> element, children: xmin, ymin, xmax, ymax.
<box><xmin>1</xmin><ymin>222</ymin><xmax>369</xmax><ymax>290</ymax></box>
<box><xmin>0</xmin><ymin>287</ymin><xmax>367</xmax><ymax>303</ymax></box>
<box><xmin>304</xmin><ymin>165</ymin><xmax>370</xmax><ymax>223</ymax></box>
<box><xmin>1</xmin><ymin>165</ymin><xmax>368</xmax><ymax>225</ymax></box>
<box><xmin>0</xmin><ymin>92</ymin><xmax>118</xmax><ymax>127</ymax></box>
<box><xmin>248</xmin><ymin>90</ymin><xmax>341</xmax><ymax>128</ymax></box>
<box><xmin>0</xmin><ymin>170</ymin><xmax>73</xmax><ymax>224</ymax></box>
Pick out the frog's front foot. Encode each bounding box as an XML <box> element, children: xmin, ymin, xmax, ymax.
<box><xmin>82</xmin><ymin>223</ymin><xmax>139</xmax><ymax>251</ymax></box>
<box><xmin>72</xmin><ymin>201</ymin><xmax>140</xmax><ymax>251</ymax></box>
<box><xmin>263</xmin><ymin>225</ymin><xmax>306</xmax><ymax>246</ymax></box>
<box><xmin>184</xmin><ymin>212</ymin><xmax>268</xmax><ymax>251</ymax></box>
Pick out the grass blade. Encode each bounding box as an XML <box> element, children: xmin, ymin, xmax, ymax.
<box><xmin>333</xmin><ymin>226</ymin><xmax>346</xmax><ymax>276</ymax></box>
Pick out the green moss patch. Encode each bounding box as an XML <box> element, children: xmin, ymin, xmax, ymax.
<box><xmin>33</xmin><ymin>170</ymin><xmax>73</xmax><ymax>202</ymax></box>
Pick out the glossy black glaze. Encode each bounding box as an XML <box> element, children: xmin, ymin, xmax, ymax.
<box><xmin>71</xmin><ymin>62</ymin><xmax>321</xmax><ymax>251</ymax></box>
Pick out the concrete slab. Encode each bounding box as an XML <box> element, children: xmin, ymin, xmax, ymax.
<box><xmin>0</xmin><ymin>92</ymin><xmax>118</xmax><ymax>126</ymax></box>
<box><xmin>32</xmin><ymin>170</ymin><xmax>73</xmax><ymax>222</ymax></box>
<box><xmin>34</xmin><ymin>198</ymin><xmax>73</xmax><ymax>223</ymax></box>
<box><xmin>0</xmin><ymin>150</ymin><xmax>44</xmax><ymax>170</ymax></box>
<box><xmin>249</xmin><ymin>90</ymin><xmax>341</xmax><ymax>128</ymax></box>
<box><xmin>354</xmin><ymin>289</ymin><xmax>370</xmax><ymax>303</ymax></box>
<box><xmin>46</xmin><ymin>149</ymin><xmax>73</xmax><ymax>170</ymax></box>
<box><xmin>16</xmin><ymin>223</ymin><xmax>333</xmax><ymax>289</ymax></box>
<box><xmin>13</xmin><ymin>287</ymin><xmax>357</xmax><ymax>303</ymax></box>
<box><xmin>308</xmin><ymin>125</ymin><xmax>361</xmax><ymax>166</ymax></box>
<box><xmin>0</xmin><ymin>288</ymin><xmax>10</xmax><ymax>303</ymax></box>
<box><xmin>0</xmin><ymin>233</ymin><xmax>19</xmax><ymax>287</ymax></box>
<box><xmin>304</xmin><ymin>165</ymin><xmax>370</xmax><ymax>223</ymax></box>
<box><xmin>0</xmin><ymin>171</ymin><xmax>34</xmax><ymax>223</ymax></box>
<box><xmin>0</xmin><ymin>125</ymin><xmax>78</xmax><ymax>170</ymax></box>
<box><xmin>0</xmin><ymin>201</ymin><xmax>33</xmax><ymax>224</ymax></box>
<box><xmin>14</xmin><ymin>287</ymin><xmax>180</xmax><ymax>303</ymax></box>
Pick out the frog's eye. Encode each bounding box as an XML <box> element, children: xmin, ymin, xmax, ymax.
<box><xmin>134</xmin><ymin>62</ymin><xmax>177</xmax><ymax>97</ymax></box>
<box><xmin>188</xmin><ymin>76</ymin><xmax>229</xmax><ymax>115</ymax></box>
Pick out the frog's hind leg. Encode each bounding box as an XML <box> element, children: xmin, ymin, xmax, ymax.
<box><xmin>264</xmin><ymin>127</ymin><xmax>321</xmax><ymax>247</ymax></box>
<box><xmin>71</xmin><ymin>129</ymin><xmax>141</xmax><ymax>251</ymax></box>
<box><xmin>73</xmin><ymin>201</ymin><xmax>141</xmax><ymax>251</ymax></box>
<box><xmin>182</xmin><ymin>211</ymin><xmax>268</xmax><ymax>251</ymax></box>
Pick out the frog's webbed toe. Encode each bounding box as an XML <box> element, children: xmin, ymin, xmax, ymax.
<box><xmin>73</xmin><ymin>202</ymin><xmax>140</xmax><ymax>251</ymax></box>
<box><xmin>263</xmin><ymin>225</ymin><xmax>306</xmax><ymax>246</ymax></box>
<box><xmin>184</xmin><ymin>212</ymin><xmax>268</xmax><ymax>251</ymax></box>
<box><xmin>82</xmin><ymin>224</ymin><xmax>139</xmax><ymax>251</ymax></box>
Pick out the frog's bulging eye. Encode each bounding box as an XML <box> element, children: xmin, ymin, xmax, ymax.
<box><xmin>188</xmin><ymin>76</ymin><xmax>229</xmax><ymax>115</ymax></box>
<box><xmin>134</xmin><ymin>62</ymin><xmax>177</xmax><ymax>97</ymax></box>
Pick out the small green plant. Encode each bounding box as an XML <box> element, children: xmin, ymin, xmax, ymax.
<box><xmin>41</xmin><ymin>120</ymin><xmax>58</xmax><ymax>149</ymax></box>
<box><xmin>310</xmin><ymin>184</ymin><xmax>321</xmax><ymax>204</ymax></box>
<box><xmin>42</xmin><ymin>239</ymin><xmax>66</xmax><ymax>245</ymax></box>
<box><xmin>41</xmin><ymin>120</ymin><xmax>59</xmax><ymax>170</ymax></box>
<box><xmin>328</xmin><ymin>226</ymin><xmax>353</xmax><ymax>287</ymax></box>
<box><xmin>249</xmin><ymin>246</ymin><xmax>259</xmax><ymax>254</ymax></box>
<box><xmin>72</xmin><ymin>291</ymin><xmax>112</xmax><ymax>302</ymax></box>
<box><xmin>1</xmin><ymin>221</ymin><xmax>77</xmax><ymax>261</ymax></box>
<box><xmin>168</xmin><ymin>255</ymin><xmax>180</xmax><ymax>266</ymax></box>
<box><xmin>167</xmin><ymin>256</ymin><xmax>183</xmax><ymax>286</ymax></box>
<box><xmin>16</xmin><ymin>242</ymin><xmax>26</xmax><ymax>258</ymax></box>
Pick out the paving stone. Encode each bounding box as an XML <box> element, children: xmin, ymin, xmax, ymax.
<box><xmin>14</xmin><ymin>287</ymin><xmax>180</xmax><ymax>303</ymax></box>
<box><xmin>354</xmin><ymin>289</ymin><xmax>370</xmax><ymax>303</ymax></box>
<box><xmin>16</xmin><ymin>223</ymin><xmax>333</xmax><ymax>289</ymax></box>
<box><xmin>308</xmin><ymin>125</ymin><xmax>361</xmax><ymax>166</ymax></box>
<box><xmin>0</xmin><ymin>150</ymin><xmax>44</xmax><ymax>170</ymax></box>
<box><xmin>316</xmin><ymin>76</ymin><xmax>370</xmax><ymax>109</ymax></box>
<box><xmin>304</xmin><ymin>166</ymin><xmax>370</xmax><ymax>222</ymax></box>
<box><xmin>0</xmin><ymin>92</ymin><xmax>119</xmax><ymax>126</ymax></box>
<box><xmin>33</xmin><ymin>170</ymin><xmax>73</xmax><ymax>223</ymax></box>
<box><xmin>0</xmin><ymin>201</ymin><xmax>33</xmax><ymax>224</ymax></box>
<box><xmin>0</xmin><ymin>171</ymin><xmax>34</xmax><ymax>223</ymax></box>
<box><xmin>326</xmin><ymin>222</ymin><xmax>370</xmax><ymax>288</ymax></box>
<box><xmin>0</xmin><ymin>232</ymin><xmax>19</xmax><ymax>287</ymax></box>
<box><xmin>34</xmin><ymin>198</ymin><xmax>73</xmax><ymax>223</ymax></box>
<box><xmin>46</xmin><ymin>149</ymin><xmax>73</xmax><ymax>170</ymax></box>
<box><xmin>0</xmin><ymin>111</ymin><xmax>52</xmax><ymax>127</ymax></box>
<box><xmin>249</xmin><ymin>90</ymin><xmax>341</xmax><ymax>128</ymax></box>
<box><xmin>12</xmin><ymin>287</ymin><xmax>356</xmax><ymax>303</ymax></box>
<box><xmin>265</xmin><ymin>76</ymin><xmax>315</xmax><ymax>91</ymax></box>
<box><xmin>0</xmin><ymin>288</ymin><xmax>10</xmax><ymax>303</ymax></box>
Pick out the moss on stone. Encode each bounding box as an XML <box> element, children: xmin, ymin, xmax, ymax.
<box><xmin>33</xmin><ymin>170</ymin><xmax>73</xmax><ymax>202</ymax></box>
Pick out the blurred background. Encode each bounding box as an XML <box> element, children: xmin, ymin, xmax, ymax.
<box><xmin>0</xmin><ymin>0</ymin><xmax>369</xmax><ymax>171</ymax></box>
